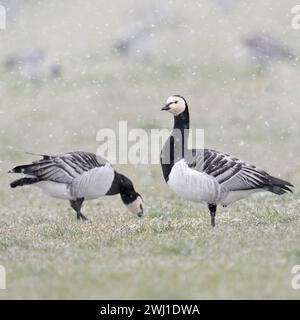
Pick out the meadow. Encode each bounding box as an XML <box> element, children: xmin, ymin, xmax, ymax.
<box><xmin>0</xmin><ymin>0</ymin><xmax>299</xmax><ymax>299</ymax></box>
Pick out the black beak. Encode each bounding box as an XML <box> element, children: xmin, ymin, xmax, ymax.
<box><xmin>161</xmin><ymin>103</ymin><xmax>171</xmax><ymax>111</ymax></box>
<box><xmin>138</xmin><ymin>204</ymin><xmax>143</xmax><ymax>217</ymax></box>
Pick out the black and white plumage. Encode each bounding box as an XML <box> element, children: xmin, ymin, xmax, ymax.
<box><xmin>161</xmin><ymin>95</ymin><xmax>294</xmax><ymax>227</ymax></box>
<box><xmin>9</xmin><ymin>152</ymin><xmax>144</xmax><ymax>220</ymax></box>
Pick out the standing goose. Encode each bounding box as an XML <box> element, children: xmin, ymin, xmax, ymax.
<box><xmin>9</xmin><ymin>151</ymin><xmax>144</xmax><ymax>220</ymax></box>
<box><xmin>160</xmin><ymin>95</ymin><xmax>293</xmax><ymax>227</ymax></box>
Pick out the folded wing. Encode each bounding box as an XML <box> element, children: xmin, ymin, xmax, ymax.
<box><xmin>11</xmin><ymin>151</ymin><xmax>108</xmax><ymax>185</ymax></box>
<box><xmin>187</xmin><ymin>149</ymin><xmax>293</xmax><ymax>193</ymax></box>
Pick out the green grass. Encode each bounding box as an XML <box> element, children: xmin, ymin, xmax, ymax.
<box><xmin>0</xmin><ymin>0</ymin><xmax>300</xmax><ymax>299</ymax></box>
<box><xmin>0</xmin><ymin>194</ymin><xmax>299</xmax><ymax>299</ymax></box>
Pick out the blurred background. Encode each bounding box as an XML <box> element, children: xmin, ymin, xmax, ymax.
<box><xmin>0</xmin><ymin>0</ymin><xmax>300</xmax><ymax>299</ymax></box>
<box><xmin>1</xmin><ymin>0</ymin><xmax>299</xmax><ymax>182</ymax></box>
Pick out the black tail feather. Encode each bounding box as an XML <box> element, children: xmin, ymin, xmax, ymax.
<box><xmin>10</xmin><ymin>177</ymin><xmax>39</xmax><ymax>188</ymax></box>
<box><xmin>9</xmin><ymin>153</ymin><xmax>52</xmax><ymax>188</ymax></box>
<box><xmin>267</xmin><ymin>176</ymin><xmax>294</xmax><ymax>195</ymax></box>
<box><xmin>8</xmin><ymin>152</ymin><xmax>52</xmax><ymax>174</ymax></box>
<box><xmin>8</xmin><ymin>164</ymin><xmax>34</xmax><ymax>174</ymax></box>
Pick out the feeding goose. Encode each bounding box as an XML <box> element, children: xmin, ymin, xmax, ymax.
<box><xmin>9</xmin><ymin>152</ymin><xmax>144</xmax><ymax>220</ymax></box>
<box><xmin>160</xmin><ymin>95</ymin><xmax>294</xmax><ymax>227</ymax></box>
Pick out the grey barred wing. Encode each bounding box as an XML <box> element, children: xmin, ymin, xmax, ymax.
<box><xmin>17</xmin><ymin>151</ymin><xmax>108</xmax><ymax>185</ymax></box>
<box><xmin>187</xmin><ymin>149</ymin><xmax>271</xmax><ymax>191</ymax></box>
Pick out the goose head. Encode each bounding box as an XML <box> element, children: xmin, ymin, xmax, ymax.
<box><xmin>161</xmin><ymin>95</ymin><xmax>187</xmax><ymax>116</ymax></box>
<box><xmin>119</xmin><ymin>175</ymin><xmax>144</xmax><ymax>217</ymax></box>
<box><xmin>124</xmin><ymin>193</ymin><xmax>144</xmax><ymax>217</ymax></box>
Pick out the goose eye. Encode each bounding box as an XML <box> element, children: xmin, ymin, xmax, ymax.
<box><xmin>174</xmin><ymin>101</ymin><xmax>178</xmax><ymax>104</ymax></box>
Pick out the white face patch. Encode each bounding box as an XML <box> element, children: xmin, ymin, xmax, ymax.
<box><xmin>126</xmin><ymin>196</ymin><xmax>144</xmax><ymax>216</ymax></box>
<box><xmin>165</xmin><ymin>96</ymin><xmax>186</xmax><ymax>116</ymax></box>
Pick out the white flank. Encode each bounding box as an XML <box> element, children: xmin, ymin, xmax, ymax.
<box><xmin>70</xmin><ymin>163</ymin><xmax>115</xmax><ymax>200</ymax></box>
<box><xmin>34</xmin><ymin>163</ymin><xmax>115</xmax><ymax>201</ymax></box>
<box><xmin>35</xmin><ymin>181</ymin><xmax>72</xmax><ymax>200</ymax></box>
<box><xmin>168</xmin><ymin>159</ymin><xmax>224</xmax><ymax>204</ymax></box>
<box><xmin>168</xmin><ymin>159</ymin><xmax>262</xmax><ymax>206</ymax></box>
<box><xmin>219</xmin><ymin>189</ymin><xmax>260</xmax><ymax>206</ymax></box>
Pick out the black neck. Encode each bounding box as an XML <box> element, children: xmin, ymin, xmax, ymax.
<box><xmin>106</xmin><ymin>172</ymin><xmax>137</xmax><ymax>204</ymax></box>
<box><xmin>172</xmin><ymin>107</ymin><xmax>190</xmax><ymax>160</ymax></box>
<box><xmin>106</xmin><ymin>171</ymin><xmax>121</xmax><ymax>195</ymax></box>
<box><xmin>174</xmin><ymin>107</ymin><xmax>190</xmax><ymax>132</ymax></box>
<box><xmin>160</xmin><ymin>105</ymin><xmax>190</xmax><ymax>182</ymax></box>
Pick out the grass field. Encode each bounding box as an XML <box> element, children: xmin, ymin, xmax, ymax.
<box><xmin>0</xmin><ymin>0</ymin><xmax>300</xmax><ymax>299</ymax></box>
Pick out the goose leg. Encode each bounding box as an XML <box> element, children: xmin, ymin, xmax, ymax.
<box><xmin>208</xmin><ymin>204</ymin><xmax>217</xmax><ymax>227</ymax></box>
<box><xmin>70</xmin><ymin>198</ymin><xmax>87</xmax><ymax>220</ymax></box>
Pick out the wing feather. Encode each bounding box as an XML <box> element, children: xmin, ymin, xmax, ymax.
<box><xmin>187</xmin><ymin>149</ymin><xmax>271</xmax><ymax>191</ymax></box>
<box><xmin>14</xmin><ymin>151</ymin><xmax>108</xmax><ymax>185</ymax></box>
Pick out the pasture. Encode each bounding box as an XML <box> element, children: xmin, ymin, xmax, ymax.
<box><xmin>0</xmin><ymin>0</ymin><xmax>299</xmax><ymax>299</ymax></box>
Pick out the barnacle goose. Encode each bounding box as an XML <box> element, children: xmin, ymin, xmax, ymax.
<box><xmin>161</xmin><ymin>95</ymin><xmax>294</xmax><ymax>227</ymax></box>
<box><xmin>9</xmin><ymin>152</ymin><xmax>144</xmax><ymax>220</ymax></box>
